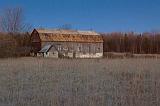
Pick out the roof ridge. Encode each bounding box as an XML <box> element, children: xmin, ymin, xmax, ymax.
<box><xmin>36</xmin><ymin>29</ymin><xmax>100</xmax><ymax>35</ymax></box>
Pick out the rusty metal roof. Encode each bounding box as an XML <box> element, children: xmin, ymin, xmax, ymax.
<box><xmin>36</xmin><ymin>29</ymin><xmax>100</xmax><ymax>35</ymax></box>
<box><xmin>35</xmin><ymin>29</ymin><xmax>103</xmax><ymax>43</ymax></box>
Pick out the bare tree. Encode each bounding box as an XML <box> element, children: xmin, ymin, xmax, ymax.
<box><xmin>0</xmin><ymin>7</ymin><xmax>32</xmax><ymax>33</ymax></box>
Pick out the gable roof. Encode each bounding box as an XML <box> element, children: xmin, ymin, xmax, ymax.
<box><xmin>39</xmin><ymin>44</ymin><xmax>52</xmax><ymax>53</ymax></box>
<box><xmin>33</xmin><ymin>29</ymin><xmax>103</xmax><ymax>43</ymax></box>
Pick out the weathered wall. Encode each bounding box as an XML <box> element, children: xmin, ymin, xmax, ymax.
<box><xmin>41</xmin><ymin>41</ymin><xmax>103</xmax><ymax>58</ymax></box>
<box><xmin>42</xmin><ymin>42</ymin><xmax>103</xmax><ymax>53</ymax></box>
<box><xmin>44</xmin><ymin>51</ymin><xmax>58</xmax><ymax>58</ymax></box>
<box><xmin>30</xmin><ymin>30</ymin><xmax>41</xmax><ymax>52</ymax></box>
<box><xmin>42</xmin><ymin>42</ymin><xmax>103</xmax><ymax>58</ymax></box>
<box><xmin>75</xmin><ymin>53</ymin><xmax>103</xmax><ymax>58</ymax></box>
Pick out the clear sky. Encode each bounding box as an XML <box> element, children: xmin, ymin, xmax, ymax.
<box><xmin>0</xmin><ymin>0</ymin><xmax>160</xmax><ymax>33</ymax></box>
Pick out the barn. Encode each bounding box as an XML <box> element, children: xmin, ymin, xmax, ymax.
<box><xmin>30</xmin><ymin>29</ymin><xmax>103</xmax><ymax>58</ymax></box>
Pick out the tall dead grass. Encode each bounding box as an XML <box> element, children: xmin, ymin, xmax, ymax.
<box><xmin>0</xmin><ymin>58</ymin><xmax>160</xmax><ymax>106</ymax></box>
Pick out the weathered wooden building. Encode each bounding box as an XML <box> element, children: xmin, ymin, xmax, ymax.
<box><xmin>30</xmin><ymin>29</ymin><xmax>103</xmax><ymax>58</ymax></box>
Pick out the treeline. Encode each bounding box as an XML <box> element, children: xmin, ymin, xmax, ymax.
<box><xmin>0</xmin><ymin>33</ymin><xmax>30</xmax><ymax>58</ymax></box>
<box><xmin>102</xmin><ymin>32</ymin><xmax>160</xmax><ymax>54</ymax></box>
<box><xmin>1</xmin><ymin>32</ymin><xmax>160</xmax><ymax>58</ymax></box>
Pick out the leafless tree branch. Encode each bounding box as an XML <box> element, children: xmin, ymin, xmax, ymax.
<box><xmin>0</xmin><ymin>7</ymin><xmax>32</xmax><ymax>33</ymax></box>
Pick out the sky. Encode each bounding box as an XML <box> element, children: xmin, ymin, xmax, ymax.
<box><xmin>0</xmin><ymin>0</ymin><xmax>160</xmax><ymax>33</ymax></box>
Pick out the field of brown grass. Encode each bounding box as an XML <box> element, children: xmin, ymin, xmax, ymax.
<box><xmin>0</xmin><ymin>58</ymin><xmax>160</xmax><ymax>106</ymax></box>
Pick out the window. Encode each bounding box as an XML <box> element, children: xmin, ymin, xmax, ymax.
<box><xmin>77</xmin><ymin>46</ymin><xmax>81</xmax><ymax>52</ymax></box>
<box><xmin>63</xmin><ymin>46</ymin><xmax>68</xmax><ymax>51</ymax></box>
<box><xmin>57</xmin><ymin>45</ymin><xmax>62</xmax><ymax>51</ymax></box>
<box><xmin>89</xmin><ymin>46</ymin><xmax>91</xmax><ymax>53</ymax></box>
<box><xmin>97</xmin><ymin>48</ymin><xmax>100</xmax><ymax>52</ymax></box>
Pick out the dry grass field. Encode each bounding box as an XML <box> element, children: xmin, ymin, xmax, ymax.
<box><xmin>0</xmin><ymin>58</ymin><xmax>160</xmax><ymax>106</ymax></box>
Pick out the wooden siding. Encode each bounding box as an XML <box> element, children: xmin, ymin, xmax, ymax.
<box><xmin>41</xmin><ymin>42</ymin><xmax>103</xmax><ymax>54</ymax></box>
<box><xmin>30</xmin><ymin>29</ymin><xmax>41</xmax><ymax>52</ymax></box>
